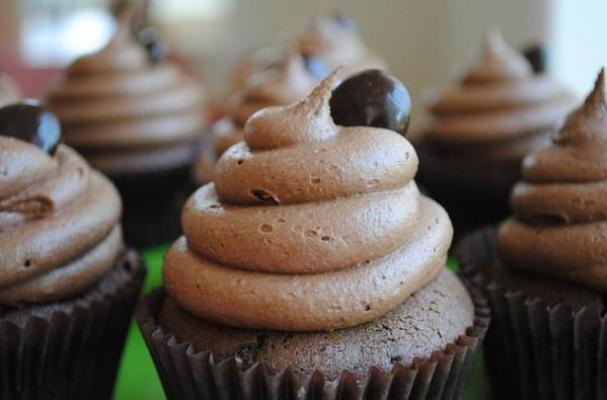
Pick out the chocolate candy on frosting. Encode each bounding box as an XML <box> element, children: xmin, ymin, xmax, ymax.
<box><xmin>521</xmin><ymin>43</ymin><xmax>547</xmax><ymax>75</ymax></box>
<box><xmin>137</xmin><ymin>26</ymin><xmax>168</xmax><ymax>64</ymax></box>
<box><xmin>330</xmin><ymin>69</ymin><xmax>411</xmax><ymax>136</ymax></box>
<box><xmin>0</xmin><ymin>135</ymin><xmax>123</xmax><ymax>304</ymax></box>
<box><xmin>164</xmin><ymin>69</ymin><xmax>453</xmax><ymax>332</ymax></box>
<box><xmin>498</xmin><ymin>68</ymin><xmax>607</xmax><ymax>290</ymax></box>
<box><xmin>0</xmin><ymin>102</ymin><xmax>61</xmax><ymax>155</ymax></box>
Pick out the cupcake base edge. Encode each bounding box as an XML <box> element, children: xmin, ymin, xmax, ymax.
<box><xmin>457</xmin><ymin>228</ymin><xmax>607</xmax><ymax>400</ymax></box>
<box><xmin>135</xmin><ymin>275</ymin><xmax>489</xmax><ymax>400</ymax></box>
<box><xmin>0</xmin><ymin>249</ymin><xmax>146</xmax><ymax>400</ymax></box>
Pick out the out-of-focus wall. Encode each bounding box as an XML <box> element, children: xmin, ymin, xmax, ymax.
<box><xmin>549</xmin><ymin>0</ymin><xmax>607</xmax><ymax>97</ymax></box>
<box><xmin>0</xmin><ymin>0</ymin><xmax>19</xmax><ymax>50</ymax></box>
<box><xmin>3</xmin><ymin>0</ymin><xmax>607</xmax><ymax>122</ymax></box>
<box><xmin>168</xmin><ymin>0</ymin><xmax>555</xmax><ymax>128</ymax></box>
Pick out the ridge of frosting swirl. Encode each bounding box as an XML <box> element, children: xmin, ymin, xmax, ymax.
<box><xmin>202</xmin><ymin>52</ymin><xmax>319</xmax><ymax>175</ymax></box>
<box><xmin>498</xmin><ymin>69</ymin><xmax>607</xmax><ymax>290</ymax></box>
<box><xmin>165</xmin><ymin>70</ymin><xmax>453</xmax><ymax>331</ymax></box>
<box><xmin>0</xmin><ymin>138</ymin><xmax>123</xmax><ymax>304</ymax></box>
<box><xmin>45</xmin><ymin>15</ymin><xmax>204</xmax><ymax>174</ymax></box>
<box><xmin>425</xmin><ymin>28</ymin><xmax>575</xmax><ymax>161</ymax></box>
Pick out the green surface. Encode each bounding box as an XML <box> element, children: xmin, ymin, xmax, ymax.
<box><xmin>113</xmin><ymin>251</ymin><xmax>488</xmax><ymax>399</ymax></box>
<box><xmin>114</xmin><ymin>245</ymin><xmax>168</xmax><ymax>400</ymax></box>
<box><xmin>448</xmin><ymin>257</ymin><xmax>490</xmax><ymax>400</ymax></box>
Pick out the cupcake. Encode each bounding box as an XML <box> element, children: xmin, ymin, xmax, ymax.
<box><xmin>0</xmin><ymin>102</ymin><xmax>145</xmax><ymax>398</ymax></box>
<box><xmin>417</xmin><ymin>28</ymin><xmax>576</xmax><ymax>235</ymax></box>
<box><xmin>296</xmin><ymin>12</ymin><xmax>387</xmax><ymax>76</ymax></box>
<box><xmin>45</xmin><ymin>14</ymin><xmax>206</xmax><ymax>248</ymax></box>
<box><xmin>0</xmin><ymin>71</ymin><xmax>20</xmax><ymax>107</ymax></box>
<box><xmin>137</xmin><ymin>70</ymin><xmax>488</xmax><ymax>399</ymax></box>
<box><xmin>458</xmin><ymin>69</ymin><xmax>607</xmax><ymax>399</ymax></box>
<box><xmin>232</xmin><ymin>12</ymin><xmax>386</xmax><ymax>91</ymax></box>
<box><xmin>231</xmin><ymin>45</ymin><xmax>286</xmax><ymax>92</ymax></box>
<box><xmin>194</xmin><ymin>51</ymin><xmax>318</xmax><ymax>185</ymax></box>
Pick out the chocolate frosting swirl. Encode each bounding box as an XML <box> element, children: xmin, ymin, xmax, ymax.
<box><xmin>0</xmin><ymin>73</ymin><xmax>20</xmax><ymax>107</ymax></box>
<box><xmin>425</xmin><ymin>28</ymin><xmax>575</xmax><ymax>162</ymax></box>
<box><xmin>0</xmin><ymin>138</ymin><xmax>123</xmax><ymax>304</ymax></box>
<box><xmin>45</xmin><ymin>16</ymin><xmax>204</xmax><ymax>174</ymax></box>
<box><xmin>196</xmin><ymin>53</ymin><xmax>319</xmax><ymax>182</ymax></box>
<box><xmin>498</xmin><ymin>69</ymin><xmax>607</xmax><ymax>290</ymax></box>
<box><xmin>166</xmin><ymin>71</ymin><xmax>453</xmax><ymax>331</ymax></box>
<box><xmin>296</xmin><ymin>14</ymin><xmax>386</xmax><ymax>76</ymax></box>
<box><xmin>230</xmin><ymin>52</ymin><xmax>319</xmax><ymax>128</ymax></box>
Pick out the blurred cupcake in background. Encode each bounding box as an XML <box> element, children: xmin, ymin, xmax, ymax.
<box><xmin>230</xmin><ymin>45</ymin><xmax>285</xmax><ymax>93</ymax></box>
<box><xmin>45</xmin><ymin>11</ymin><xmax>207</xmax><ymax>248</ymax></box>
<box><xmin>231</xmin><ymin>12</ymin><xmax>387</xmax><ymax>94</ymax></box>
<box><xmin>194</xmin><ymin>51</ymin><xmax>319</xmax><ymax>185</ymax></box>
<box><xmin>416</xmin><ymin>28</ymin><xmax>576</xmax><ymax>236</ymax></box>
<box><xmin>0</xmin><ymin>102</ymin><xmax>145</xmax><ymax>398</ymax></box>
<box><xmin>459</xmin><ymin>69</ymin><xmax>607</xmax><ymax>400</ymax></box>
<box><xmin>109</xmin><ymin>0</ymin><xmax>149</xmax><ymax>32</ymax></box>
<box><xmin>0</xmin><ymin>70</ymin><xmax>20</xmax><ymax>107</ymax></box>
<box><xmin>296</xmin><ymin>12</ymin><xmax>387</xmax><ymax>76</ymax></box>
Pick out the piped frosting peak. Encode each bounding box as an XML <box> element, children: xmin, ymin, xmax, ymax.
<box><xmin>244</xmin><ymin>68</ymin><xmax>341</xmax><ymax>150</ymax></box>
<box><xmin>464</xmin><ymin>27</ymin><xmax>532</xmax><ymax>84</ymax></box>
<box><xmin>498</xmin><ymin>68</ymin><xmax>607</xmax><ymax>290</ymax></box>
<box><xmin>69</xmin><ymin>11</ymin><xmax>147</xmax><ymax>74</ymax></box>
<box><xmin>426</xmin><ymin>27</ymin><xmax>575</xmax><ymax>162</ymax></box>
<box><xmin>555</xmin><ymin>68</ymin><xmax>607</xmax><ymax>145</ymax></box>
<box><xmin>246</xmin><ymin>50</ymin><xmax>316</xmax><ymax>97</ymax></box>
<box><xmin>46</xmin><ymin>12</ymin><xmax>204</xmax><ymax>174</ymax></box>
<box><xmin>227</xmin><ymin>51</ymin><xmax>319</xmax><ymax>127</ymax></box>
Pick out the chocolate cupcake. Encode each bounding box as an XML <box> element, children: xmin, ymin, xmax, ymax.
<box><xmin>458</xmin><ymin>69</ymin><xmax>607</xmax><ymax>399</ymax></box>
<box><xmin>417</xmin><ymin>28</ymin><xmax>575</xmax><ymax>236</ymax></box>
<box><xmin>232</xmin><ymin>12</ymin><xmax>386</xmax><ymax>92</ymax></box>
<box><xmin>45</xmin><ymin>14</ymin><xmax>206</xmax><ymax>248</ymax></box>
<box><xmin>194</xmin><ymin>52</ymin><xmax>318</xmax><ymax>185</ymax></box>
<box><xmin>137</xmin><ymin>70</ymin><xmax>488</xmax><ymax>399</ymax></box>
<box><xmin>296</xmin><ymin>12</ymin><xmax>387</xmax><ymax>76</ymax></box>
<box><xmin>231</xmin><ymin>45</ymin><xmax>285</xmax><ymax>93</ymax></box>
<box><xmin>0</xmin><ymin>102</ymin><xmax>145</xmax><ymax>399</ymax></box>
<box><xmin>0</xmin><ymin>71</ymin><xmax>20</xmax><ymax>107</ymax></box>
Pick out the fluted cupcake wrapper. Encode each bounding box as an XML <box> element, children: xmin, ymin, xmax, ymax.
<box><xmin>458</xmin><ymin>229</ymin><xmax>607</xmax><ymax>400</ymax></box>
<box><xmin>136</xmin><ymin>286</ymin><xmax>489</xmax><ymax>400</ymax></box>
<box><xmin>0</xmin><ymin>251</ymin><xmax>146</xmax><ymax>400</ymax></box>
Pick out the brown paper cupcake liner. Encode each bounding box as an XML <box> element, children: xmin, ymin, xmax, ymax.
<box><xmin>415</xmin><ymin>142</ymin><xmax>516</xmax><ymax>236</ymax></box>
<box><xmin>136</xmin><ymin>284</ymin><xmax>489</xmax><ymax>400</ymax></box>
<box><xmin>0</xmin><ymin>250</ymin><xmax>146</xmax><ymax>400</ymax></box>
<box><xmin>458</xmin><ymin>228</ymin><xmax>607</xmax><ymax>400</ymax></box>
